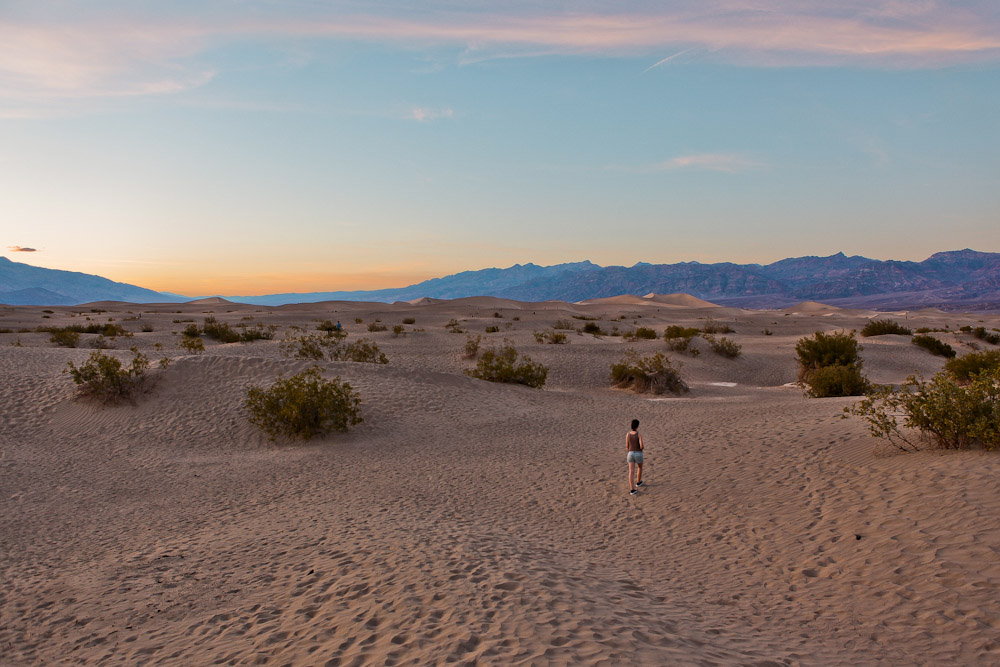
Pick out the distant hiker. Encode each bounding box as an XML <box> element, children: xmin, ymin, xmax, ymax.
<box><xmin>626</xmin><ymin>419</ymin><xmax>644</xmax><ymax>495</ymax></box>
<box><xmin>335</xmin><ymin>321</ymin><xmax>342</xmax><ymax>332</ymax></box>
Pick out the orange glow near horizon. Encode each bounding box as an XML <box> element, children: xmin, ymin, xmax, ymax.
<box><xmin>135</xmin><ymin>269</ymin><xmax>444</xmax><ymax>297</ymax></box>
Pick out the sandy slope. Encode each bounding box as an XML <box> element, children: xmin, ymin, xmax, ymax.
<box><xmin>1</xmin><ymin>301</ymin><xmax>999</xmax><ymax>665</ymax></box>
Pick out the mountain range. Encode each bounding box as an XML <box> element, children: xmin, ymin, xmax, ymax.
<box><xmin>2</xmin><ymin>250</ymin><xmax>999</xmax><ymax>310</ymax></box>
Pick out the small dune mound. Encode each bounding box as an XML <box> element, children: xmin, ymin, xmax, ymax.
<box><xmin>784</xmin><ymin>300</ymin><xmax>842</xmax><ymax>314</ymax></box>
<box><xmin>643</xmin><ymin>293</ymin><xmax>720</xmax><ymax>308</ymax></box>
<box><xmin>407</xmin><ymin>297</ymin><xmax>443</xmax><ymax>306</ymax></box>
<box><xmin>575</xmin><ymin>294</ymin><xmax>650</xmax><ymax>306</ymax></box>
<box><xmin>186</xmin><ymin>297</ymin><xmax>237</xmax><ymax>305</ymax></box>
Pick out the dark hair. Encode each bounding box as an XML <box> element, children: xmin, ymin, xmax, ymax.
<box><xmin>630</xmin><ymin>419</ymin><xmax>639</xmax><ymax>430</ymax></box>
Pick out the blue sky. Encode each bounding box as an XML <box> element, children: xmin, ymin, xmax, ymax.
<box><xmin>2</xmin><ymin>1</ymin><xmax>999</xmax><ymax>295</ymax></box>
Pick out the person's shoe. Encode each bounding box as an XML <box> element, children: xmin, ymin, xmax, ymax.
<box><xmin>629</xmin><ymin>489</ymin><xmax>638</xmax><ymax>495</ymax></box>
<box><xmin>636</xmin><ymin>481</ymin><xmax>644</xmax><ymax>487</ymax></box>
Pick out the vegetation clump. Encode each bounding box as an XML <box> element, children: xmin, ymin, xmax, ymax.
<box><xmin>701</xmin><ymin>318</ymin><xmax>734</xmax><ymax>334</ymax></box>
<box><xmin>40</xmin><ymin>323</ymin><xmax>130</xmax><ymax>338</ymax></box>
<box><xmin>66</xmin><ymin>348</ymin><xmax>151</xmax><ymax>404</ymax></box>
<box><xmin>445</xmin><ymin>319</ymin><xmax>463</xmax><ymax>333</ymax></box>
<box><xmin>245</xmin><ymin>367</ymin><xmax>362</xmax><ymax>441</ymax></box>
<box><xmin>944</xmin><ymin>349</ymin><xmax>1000</xmax><ymax>383</ymax></box>
<box><xmin>623</xmin><ymin>327</ymin><xmax>658</xmax><ymax>341</ymax></box>
<box><xmin>202</xmin><ymin>317</ymin><xmax>241</xmax><ymax>343</ymax></box>
<box><xmin>367</xmin><ymin>322</ymin><xmax>388</xmax><ymax>332</ymax></box>
<box><xmin>795</xmin><ymin>331</ymin><xmax>868</xmax><ymax>397</ymax></box>
<box><xmin>280</xmin><ymin>330</ymin><xmax>387</xmax><ymax>364</ymax></box>
<box><xmin>610</xmin><ymin>349</ymin><xmax>688</xmax><ymax>395</ymax></box>
<box><xmin>466</xmin><ymin>344</ymin><xmax>548</xmax><ymax>388</ymax></box>
<box><xmin>971</xmin><ymin>327</ymin><xmax>1000</xmax><ymax>345</ymax></box>
<box><xmin>533</xmin><ymin>330</ymin><xmax>567</xmax><ymax>344</ymax></box>
<box><xmin>552</xmin><ymin>319</ymin><xmax>575</xmax><ymax>330</ymax></box>
<box><xmin>582</xmin><ymin>322</ymin><xmax>607</xmax><ymax>336</ymax></box>
<box><xmin>703</xmin><ymin>334</ymin><xmax>742</xmax><ymax>359</ymax></box>
<box><xmin>179</xmin><ymin>336</ymin><xmax>205</xmax><ymax>354</ymax></box>
<box><xmin>860</xmin><ymin>319</ymin><xmax>912</xmax><ymax>337</ymax></box>
<box><xmin>50</xmin><ymin>329</ymin><xmax>80</xmax><ymax>348</ymax></box>
<box><xmin>402</xmin><ymin>317</ymin><xmax>416</xmax><ymax>325</ymax></box>
<box><xmin>912</xmin><ymin>334</ymin><xmax>956</xmax><ymax>358</ymax></box>
<box><xmin>485</xmin><ymin>325</ymin><xmax>500</xmax><ymax>333</ymax></box>
<box><xmin>464</xmin><ymin>334</ymin><xmax>482</xmax><ymax>359</ymax></box>
<box><xmin>392</xmin><ymin>324</ymin><xmax>406</xmax><ymax>337</ymax></box>
<box><xmin>848</xmin><ymin>367</ymin><xmax>1000</xmax><ymax>452</ymax></box>
<box><xmin>663</xmin><ymin>325</ymin><xmax>700</xmax><ymax>355</ymax></box>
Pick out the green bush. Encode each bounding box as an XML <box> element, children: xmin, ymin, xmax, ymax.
<box><xmin>795</xmin><ymin>331</ymin><xmax>867</xmax><ymax>397</ymax></box>
<box><xmin>464</xmin><ymin>334</ymin><xmax>482</xmax><ymax>359</ymax></box>
<box><xmin>333</xmin><ymin>338</ymin><xmax>388</xmax><ymax>364</ymax></box>
<box><xmin>944</xmin><ymin>349</ymin><xmax>1000</xmax><ymax>383</ymax></box>
<box><xmin>182</xmin><ymin>323</ymin><xmax>201</xmax><ymax>338</ymax></box>
<box><xmin>202</xmin><ymin>317</ymin><xmax>241</xmax><ymax>343</ymax></box>
<box><xmin>701</xmin><ymin>318</ymin><xmax>734</xmax><ymax>334</ymax></box>
<box><xmin>245</xmin><ymin>367</ymin><xmax>362</xmax><ymax>441</ymax></box>
<box><xmin>847</xmin><ymin>368</ymin><xmax>1000</xmax><ymax>451</ymax></box>
<box><xmin>663</xmin><ymin>325</ymin><xmax>700</xmax><ymax>355</ymax></box>
<box><xmin>39</xmin><ymin>323</ymin><xmax>130</xmax><ymax>337</ymax></box>
<box><xmin>623</xmin><ymin>327</ymin><xmax>657</xmax><ymax>341</ymax></box>
<box><xmin>466</xmin><ymin>344</ymin><xmax>548</xmax><ymax>388</ymax></box>
<box><xmin>582</xmin><ymin>322</ymin><xmax>607</xmax><ymax>336</ymax></box>
<box><xmin>392</xmin><ymin>324</ymin><xmax>406</xmax><ymax>337</ymax></box>
<box><xmin>610</xmin><ymin>349</ymin><xmax>688</xmax><ymax>395</ymax></box>
<box><xmin>280</xmin><ymin>330</ymin><xmax>342</xmax><ymax>360</ymax></box>
<box><xmin>912</xmin><ymin>334</ymin><xmax>956</xmax><ymax>358</ymax></box>
<box><xmin>367</xmin><ymin>322</ymin><xmax>387</xmax><ymax>332</ymax></box>
<box><xmin>703</xmin><ymin>334</ymin><xmax>742</xmax><ymax>359</ymax></box>
<box><xmin>66</xmin><ymin>349</ymin><xmax>150</xmax><ymax>404</ymax></box>
<box><xmin>179</xmin><ymin>336</ymin><xmax>205</xmax><ymax>354</ymax></box>
<box><xmin>860</xmin><ymin>319</ymin><xmax>912</xmax><ymax>336</ymax></box>
<box><xmin>805</xmin><ymin>364</ymin><xmax>869</xmax><ymax>398</ymax></box>
<box><xmin>485</xmin><ymin>325</ymin><xmax>500</xmax><ymax>333</ymax></box>
<box><xmin>238</xmin><ymin>324</ymin><xmax>276</xmax><ymax>342</ymax></box>
<box><xmin>971</xmin><ymin>327</ymin><xmax>1000</xmax><ymax>345</ymax></box>
<box><xmin>402</xmin><ymin>317</ymin><xmax>416</xmax><ymax>325</ymax></box>
<box><xmin>552</xmin><ymin>319</ymin><xmax>575</xmax><ymax>330</ymax></box>
<box><xmin>50</xmin><ymin>329</ymin><xmax>80</xmax><ymax>348</ymax></box>
<box><xmin>796</xmin><ymin>331</ymin><xmax>862</xmax><ymax>379</ymax></box>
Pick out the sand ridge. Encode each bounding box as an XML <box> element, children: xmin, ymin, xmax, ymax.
<box><xmin>1</xmin><ymin>299</ymin><xmax>999</xmax><ymax>665</ymax></box>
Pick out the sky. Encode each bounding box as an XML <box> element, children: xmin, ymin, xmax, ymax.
<box><xmin>2</xmin><ymin>0</ymin><xmax>999</xmax><ymax>296</ymax></box>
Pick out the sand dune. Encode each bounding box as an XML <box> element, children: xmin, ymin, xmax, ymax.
<box><xmin>643</xmin><ymin>293</ymin><xmax>721</xmax><ymax>308</ymax></box>
<box><xmin>2</xmin><ymin>300</ymin><xmax>999</xmax><ymax>665</ymax></box>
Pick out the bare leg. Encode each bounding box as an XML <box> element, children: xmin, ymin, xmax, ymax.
<box><xmin>636</xmin><ymin>463</ymin><xmax>643</xmax><ymax>485</ymax></box>
<box><xmin>628</xmin><ymin>461</ymin><xmax>637</xmax><ymax>491</ymax></box>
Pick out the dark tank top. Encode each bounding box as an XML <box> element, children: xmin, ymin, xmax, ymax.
<box><xmin>627</xmin><ymin>431</ymin><xmax>641</xmax><ymax>452</ymax></box>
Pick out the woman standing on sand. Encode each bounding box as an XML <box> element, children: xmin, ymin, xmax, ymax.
<box><xmin>626</xmin><ymin>419</ymin><xmax>644</xmax><ymax>495</ymax></box>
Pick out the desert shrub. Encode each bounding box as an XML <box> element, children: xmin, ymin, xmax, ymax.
<box><xmin>238</xmin><ymin>324</ymin><xmax>276</xmax><ymax>342</ymax></box>
<box><xmin>331</xmin><ymin>338</ymin><xmax>388</xmax><ymax>364</ymax></box>
<box><xmin>623</xmin><ymin>327</ymin><xmax>657</xmax><ymax>341</ymax></box>
<box><xmin>402</xmin><ymin>317</ymin><xmax>416</xmax><ymax>325</ymax></box>
<box><xmin>795</xmin><ymin>331</ymin><xmax>867</xmax><ymax>397</ymax></box>
<box><xmin>763</xmin><ymin>328</ymin><xmax>773</xmax><ymax>336</ymax></box>
<box><xmin>140</xmin><ymin>323</ymin><xmax>154</xmax><ymax>333</ymax></box>
<box><xmin>50</xmin><ymin>329</ymin><xmax>80</xmax><ymax>348</ymax></box>
<box><xmin>552</xmin><ymin>319</ymin><xmax>575</xmax><ymax>330</ymax></box>
<box><xmin>354</xmin><ymin>318</ymin><xmax>363</xmax><ymax>324</ymax></box>
<box><xmin>202</xmin><ymin>317</ymin><xmax>241</xmax><ymax>343</ymax></box>
<box><xmin>179</xmin><ymin>336</ymin><xmax>205</xmax><ymax>354</ymax></box>
<box><xmin>316</xmin><ymin>320</ymin><xmax>338</xmax><ymax>333</ymax></box>
<box><xmin>465</xmin><ymin>344</ymin><xmax>548</xmax><ymax>388</ymax></box>
<box><xmin>280</xmin><ymin>331</ymin><xmax>338</xmax><ymax>360</ymax></box>
<box><xmin>182</xmin><ymin>323</ymin><xmax>201</xmax><ymax>337</ymax></box>
<box><xmin>485</xmin><ymin>325</ymin><xmax>500</xmax><ymax>333</ymax></box>
<box><xmin>860</xmin><ymin>319</ymin><xmax>912</xmax><ymax>337</ymax></box>
<box><xmin>912</xmin><ymin>334</ymin><xmax>956</xmax><ymax>358</ymax></box>
<box><xmin>944</xmin><ymin>349</ymin><xmax>1000</xmax><ymax>383</ymax></box>
<box><xmin>367</xmin><ymin>322</ymin><xmax>387</xmax><ymax>332</ymax></box>
<box><xmin>806</xmin><ymin>364</ymin><xmax>869</xmax><ymax>398</ymax></box>
<box><xmin>795</xmin><ymin>331</ymin><xmax>862</xmax><ymax>379</ymax></box>
<box><xmin>610</xmin><ymin>349</ymin><xmax>688</xmax><ymax>395</ymax></box>
<box><xmin>464</xmin><ymin>334</ymin><xmax>482</xmax><ymax>358</ymax></box>
<box><xmin>66</xmin><ymin>349</ymin><xmax>150</xmax><ymax>404</ymax></box>
<box><xmin>701</xmin><ymin>318</ymin><xmax>734</xmax><ymax>334</ymax></box>
<box><xmin>445</xmin><ymin>319</ymin><xmax>463</xmax><ymax>333</ymax></box>
<box><xmin>533</xmin><ymin>331</ymin><xmax>567</xmax><ymax>344</ymax></box>
<box><xmin>92</xmin><ymin>335</ymin><xmax>111</xmax><ymax>349</ymax></box>
<box><xmin>392</xmin><ymin>324</ymin><xmax>406</xmax><ymax>337</ymax></box>
<box><xmin>40</xmin><ymin>323</ymin><xmax>130</xmax><ymax>337</ymax></box>
<box><xmin>703</xmin><ymin>334</ymin><xmax>742</xmax><ymax>359</ymax></box>
<box><xmin>663</xmin><ymin>325</ymin><xmax>700</xmax><ymax>355</ymax></box>
<box><xmin>245</xmin><ymin>367</ymin><xmax>362</xmax><ymax>441</ymax></box>
<box><xmin>971</xmin><ymin>327</ymin><xmax>1000</xmax><ymax>345</ymax></box>
<box><xmin>848</xmin><ymin>368</ymin><xmax>1000</xmax><ymax>451</ymax></box>
<box><xmin>582</xmin><ymin>322</ymin><xmax>607</xmax><ymax>336</ymax></box>
<box><xmin>493</xmin><ymin>312</ymin><xmax>502</xmax><ymax>318</ymax></box>
<box><xmin>572</xmin><ymin>315</ymin><xmax>598</xmax><ymax>321</ymax></box>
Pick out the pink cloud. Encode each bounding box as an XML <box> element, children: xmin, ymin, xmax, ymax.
<box><xmin>1</xmin><ymin>1</ymin><xmax>997</xmax><ymax>109</ymax></box>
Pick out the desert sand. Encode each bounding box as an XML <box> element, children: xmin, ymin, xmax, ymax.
<box><xmin>1</xmin><ymin>297</ymin><xmax>999</xmax><ymax>665</ymax></box>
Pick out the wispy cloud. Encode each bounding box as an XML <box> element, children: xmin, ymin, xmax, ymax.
<box><xmin>407</xmin><ymin>106</ymin><xmax>454</xmax><ymax>122</ymax></box>
<box><xmin>612</xmin><ymin>153</ymin><xmax>765</xmax><ymax>174</ymax></box>
<box><xmin>7</xmin><ymin>246</ymin><xmax>38</xmax><ymax>252</ymax></box>
<box><xmin>1</xmin><ymin>1</ymin><xmax>998</xmax><ymax>112</ymax></box>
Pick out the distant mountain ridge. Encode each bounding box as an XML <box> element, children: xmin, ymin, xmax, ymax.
<box><xmin>2</xmin><ymin>250</ymin><xmax>999</xmax><ymax>310</ymax></box>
